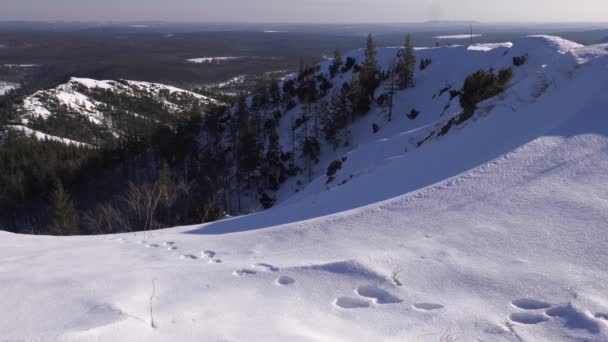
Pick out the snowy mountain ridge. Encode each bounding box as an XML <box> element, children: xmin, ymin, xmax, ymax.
<box><xmin>2</xmin><ymin>35</ymin><xmax>608</xmax><ymax>341</ymax></box>
<box><xmin>266</xmin><ymin>35</ymin><xmax>606</xmax><ymax>210</ymax></box>
<box><xmin>7</xmin><ymin>77</ymin><xmax>218</xmax><ymax>146</ymax></box>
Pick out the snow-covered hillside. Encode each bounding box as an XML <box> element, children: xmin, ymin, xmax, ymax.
<box><xmin>0</xmin><ymin>81</ymin><xmax>19</xmax><ymax>95</ymax></box>
<box><xmin>10</xmin><ymin>77</ymin><xmax>218</xmax><ymax>146</ymax></box>
<box><xmin>2</xmin><ymin>36</ymin><xmax>608</xmax><ymax>341</ymax></box>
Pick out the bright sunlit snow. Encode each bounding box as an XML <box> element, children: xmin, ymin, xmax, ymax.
<box><xmin>2</xmin><ymin>36</ymin><xmax>608</xmax><ymax>341</ymax></box>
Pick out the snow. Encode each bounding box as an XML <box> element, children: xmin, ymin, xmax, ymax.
<box><xmin>435</xmin><ymin>34</ymin><xmax>482</xmax><ymax>39</ymax></box>
<box><xmin>468</xmin><ymin>42</ymin><xmax>513</xmax><ymax>51</ymax></box>
<box><xmin>15</xmin><ymin>77</ymin><xmax>220</xmax><ymax>145</ymax></box>
<box><xmin>187</xmin><ymin>57</ymin><xmax>244</xmax><ymax>63</ymax></box>
<box><xmin>0</xmin><ymin>81</ymin><xmax>19</xmax><ymax>95</ymax></box>
<box><xmin>2</xmin><ymin>64</ymin><xmax>40</xmax><ymax>68</ymax></box>
<box><xmin>6</xmin><ymin>125</ymin><xmax>93</xmax><ymax>147</ymax></box>
<box><xmin>2</xmin><ymin>36</ymin><xmax>608</xmax><ymax>341</ymax></box>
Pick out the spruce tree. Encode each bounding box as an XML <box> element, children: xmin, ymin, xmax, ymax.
<box><xmin>329</xmin><ymin>50</ymin><xmax>343</xmax><ymax>78</ymax></box>
<box><xmin>50</xmin><ymin>180</ymin><xmax>80</xmax><ymax>235</ymax></box>
<box><xmin>359</xmin><ymin>33</ymin><xmax>380</xmax><ymax>103</ymax></box>
<box><xmin>398</xmin><ymin>34</ymin><xmax>416</xmax><ymax>89</ymax></box>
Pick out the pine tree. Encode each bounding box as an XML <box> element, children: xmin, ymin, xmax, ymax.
<box><xmin>384</xmin><ymin>64</ymin><xmax>397</xmax><ymax>121</ymax></box>
<box><xmin>329</xmin><ymin>50</ymin><xmax>343</xmax><ymax>78</ymax></box>
<box><xmin>398</xmin><ymin>34</ymin><xmax>417</xmax><ymax>89</ymax></box>
<box><xmin>359</xmin><ymin>33</ymin><xmax>380</xmax><ymax>103</ymax></box>
<box><xmin>50</xmin><ymin>180</ymin><xmax>80</xmax><ymax>235</ymax></box>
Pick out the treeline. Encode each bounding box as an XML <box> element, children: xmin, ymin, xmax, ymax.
<box><xmin>0</xmin><ymin>33</ymin><xmax>423</xmax><ymax>235</ymax></box>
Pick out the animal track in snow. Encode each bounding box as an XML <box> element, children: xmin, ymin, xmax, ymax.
<box><xmin>202</xmin><ymin>251</ymin><xmax>216</xmax><ymax>258</ymax></box>
<box><xmin>162</xmin><ymin>241</ymin><xmax>175</xmax><ymax>247</ymax></box>
<box><xmin>209</xmin><ymin>259</ymin><xmax>222</xmax><ymax>264</ymax></box>
<box><xmin>545</xmin><ymin>304</ymin><xmax>601</xmax><ymax>333</ymax></box>
<box><xmin>355</xmin><ymin>285</ymin><xmax>402</xmax><ymax>304</ymax></box>
<box><xmin>511</xmin><ymin>298</ymin><xmax>551</xmax><ymax>310</ymax></box>
<box><xmin>276</xmin><ymin>276</ymin><xmax>295</xmax><ymax>286</ymax></box>
<box><xmin>145</xmin><ymin>244</ymin><xmax>159</xmax><ymax>248</ymax></box>
<box><xmin>233</xmin><ymin>269</ymin><xmax>256</xmax><ymax>276</ymax></box>
<box><xmin>509</xmin><ymin>312</ymin><xmax>549</xmax><ymax>325</ymax></box>
<box><xmin>334</xmin><ymin>297</ymin><xmax>370</xmax><ymax>309</ymax></box>
<box><xmin>180</xmin><ymin>254</ymin><xmax>198</xmax><ymax>260</ymax></box>
<box><xmin>252</xmin><ymin>263</ymin><xmax>279</xmax><ymax>272</ymax></box>
<box><xmin>167</xmin><ymin>246</ymin><xmax>178</xmax><ymax>250</ymax></box>
<box><xmin>413</xmin><ymin>303</ymin><xmax>444</xmax><ymax>311</ymax></box>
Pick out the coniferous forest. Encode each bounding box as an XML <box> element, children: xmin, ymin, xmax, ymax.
<box><xmin>0</xmin><ymin>33</ymin><xmax>496</xmax><ymax>236</ymax></box>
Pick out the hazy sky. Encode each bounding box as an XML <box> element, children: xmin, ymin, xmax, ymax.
<box><xmin>2</xmin><ymin>0</ymin><xmax>608</xmax><ymax>23</ymax></box>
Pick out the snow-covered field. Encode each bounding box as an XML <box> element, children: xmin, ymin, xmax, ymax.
<box><xmin>0</xmin><ymin>81</ymin><xmax>19</xmax><ymax>95</ymax></box>
<box><xmin>435</xmin><ymin>34</ymin><xmax>483</xmax><ymax>39</ymax></box>
<box><xmin>2</xmin><ymin>63</ymin><xmax>40</xmax><ymax>68</ymax></box>
<box><xmin>2</xmin><ymin>36</ymin><xmax>608</xmax><ymax>341</ymax></box>
<box><xmin>187</xmin><ymin>57</ymin><xmax>245</xmax><ymax>63</ymax></box>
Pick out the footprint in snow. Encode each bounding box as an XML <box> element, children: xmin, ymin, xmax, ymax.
<box><xmin>162</xmin><ymin>241</ymin><xmax>175</xmax><ymax>247</ymax></box>
<box><xmin>167</xmin><ymin>246</ymin><xmax>178</xmax><ymax>250</ymax></box>
<box><xmin>509</xmin><ymin>312</ymin><xmax>549</xmax><ymax>325</ymax></box>
<box><xmin>334</xmin><ymin>297</ymin><xmax>370</xmax><ymax>309</ymax></box>
<box><xmin>276</xmin><ymin>276</ymin><xmax>295</xmax><ymax>286</ymax></box>
<box><xmin>252</xmin><ymin>263</ymin><xmax>279</xmax><ymax>272</ymax></box>
<box><xmin>355</xmin><ymin>285</ymin><xmax>402</xmax><ymax>304</ymax></box>
<box><xmin>201</xmin><ymin>250</ymin><xmax>216</xmax><ymax>258</ymax></box>
<box><xmin>233</xmin><ymin>269</ymin><xmax>256</xmax><ymax>276</ymax></box>
<box><xmin>145</xmin><ymin>244</ymin><xmax>159</xmax><ymax>248</ymax></box>
<box><xmin>180</xmin><ymin>254</ymin><xmax>198</xmax><ymax>260</ymax></box>
<box><xmin>511</xmin><ymin>298</ymin><xmax>551</xmax><ymax>310</ymax></box>
<box><xmin>545</xmin><ymin>304</ymin><xmax>601</xmax><ymax>333</ymax></box>
<box><xmin>209</xmin><ymin>259</ymin><xmax>222</xmax><ymax>264</ymax></box>
<box><xmin>413</xmin><ymin>303</ymin><xmax>444</xmax><ymax>311</ymax></box>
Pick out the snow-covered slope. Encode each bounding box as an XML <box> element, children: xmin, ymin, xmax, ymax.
<box><xmin>0</xmin><ymin>81</ymin><xmax>19</xmax><ymax>95</ymax></box>
<box><xmin>5</xmin><ymin>124</ymin><xmax>93</xmax><ymax>147</ymax></box>
<box><xmin>11</xmin><ymin>77</ymin><xmax>218</xmax><ymax>146</ymax></box>
<box><xmin>2</xmin><ymin>36</ymin><xmax>608</xmax><ymax>341</ymax></box>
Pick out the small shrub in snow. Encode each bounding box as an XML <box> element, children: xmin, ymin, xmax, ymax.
<box><xmin>460</xmin><ymin>67</ymin><xmax>513</xmax><ymax>116</ymax></box>
<box><xmin>419</xmin><ymin>58</ymin><xmax>432</xmax><ymax>71</ymax></box>
<box><xmin>372</xmin><ymin>123</ymin><xmax>380</xmax><ymax>133</ymax></box>
<box><xmin>513</xmin><ymin>55</ymin><xmax>528</xmax><ymax>67</ymax></box>
<box><xmin>326</xmin><ymin>159</ymin><xmax>343</xmax><ymax>184</ymax></box>
<box><xmin>407</xmin><ymin>108</ymin><xmax>420</xmax><ymax>120</ymax></box>
<box><xmin>259</xmin><ymin>192</ymin><xmax>276</xmax><ymax>209</ymax></box>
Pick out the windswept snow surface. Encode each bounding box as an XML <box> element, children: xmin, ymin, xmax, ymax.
<box><xmin>2</xmin><ymin>36</ymin><xmax>608</xmax><ymax>341</ymax></box>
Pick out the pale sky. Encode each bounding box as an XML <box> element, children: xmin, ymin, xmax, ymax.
<box><xmin>1</xmin><ymin>0</ymin><xmax>607</xmax><ymax>23</ymax></box>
